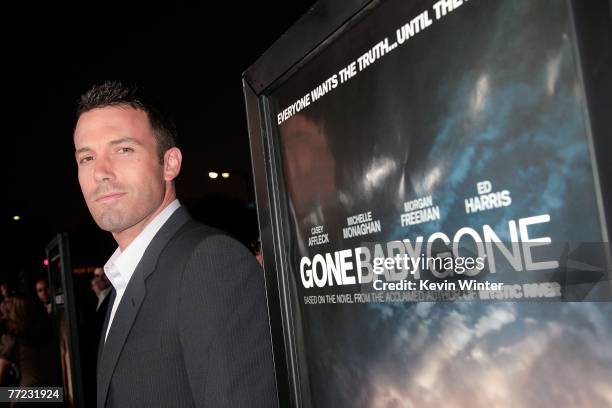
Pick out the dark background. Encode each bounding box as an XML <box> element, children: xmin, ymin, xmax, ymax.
<box><xmin>1</xmin><ymin>1</ymin><xmax>316</xmax><ymax>281</ymax></box>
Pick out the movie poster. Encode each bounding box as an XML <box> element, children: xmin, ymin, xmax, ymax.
<box><xmin>269</xmin><ymin>0</ymin><xmax>611</xmax><ymax>406</ymax></box>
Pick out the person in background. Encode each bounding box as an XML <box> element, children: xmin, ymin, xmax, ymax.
<box><xmin>0</xmin><ymin>296</ymin><xmax>61</xmax><ymax>388</ymax></box>
<box><xmin>250</xmin><ymin>239</ymin><xmax>264</xmax><ymax>267</ymax></box>
<box><xmin>35</xmin><ymin>278</ymin><xmax>52</xmax><ymax>315</ymax></box>
<box><xmin>0</xmin><ymin>282</ymin><xmax>14</xmax><ymax>305</ymax></box>
<box><xmin>89</xmin><ymin>266</ymin><xmax>112</xmax><ymax>352</ymax></box>
<box><xmin>91</xmin><ymin>267</ymin><xmax>111</xmax><ymax>314</ymax></box>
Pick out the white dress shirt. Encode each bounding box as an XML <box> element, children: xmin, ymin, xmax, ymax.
<box><xmin>103</xmin><ymin>199</ymin><xmax>181</xmax><ymax>342</ymax></box>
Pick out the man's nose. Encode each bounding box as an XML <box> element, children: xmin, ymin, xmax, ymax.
<box><xmin>93</xmin><ymin>155</ymin><xmax>115</xmax><ymax>183</ymax></box>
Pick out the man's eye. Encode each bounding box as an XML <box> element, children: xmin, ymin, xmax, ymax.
<box><xmin>79</xmin><ymin>156</ymin><xmax>94</xmax><ymax>164</ymax></box>
<box><xmin>118</xmin><ymin>147</ymin><xmax>134</xmax><ymax>154</ymax></box>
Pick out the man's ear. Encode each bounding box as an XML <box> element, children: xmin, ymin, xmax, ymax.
<box><xmin>163</xmin><ymin>147</ymin><xmax>182</xmax><ymax>181</ymax></box>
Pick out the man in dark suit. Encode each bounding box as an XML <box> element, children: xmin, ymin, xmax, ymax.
<box><xmin>73</xmin><ymin>81</ymin><xmax>277</xmax><ymax>407</ymax></box>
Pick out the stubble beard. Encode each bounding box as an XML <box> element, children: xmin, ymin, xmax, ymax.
<box><xmin>94</xmin><ymin>206</ymin><xmax>130</xmax><ymax>232</ymax></box>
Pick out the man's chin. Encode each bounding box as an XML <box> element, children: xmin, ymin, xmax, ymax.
<box><xmin>93</xmin><ymin>214</ymin><xmax>127</xmax><ymax>233</ymax></box>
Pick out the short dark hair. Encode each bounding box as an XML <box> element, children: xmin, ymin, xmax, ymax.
<box><xmin>76</xmin><ymin>81</ymin><xmax>177</xmax><ymax>163</ymax></box>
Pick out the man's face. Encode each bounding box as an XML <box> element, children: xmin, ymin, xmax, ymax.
<box><xmin>74</xmin><ymin>106</ymin><xmax>166</xmax><ymax>234</ymax></box>
<box><xmin>36</xmin><ymin>281</ymin><xmax>50</xmax><ymax>303</ymax></box>
<box><xmin>93</xmin><ymin>267</ymin><xmax>105</xmax><ymax>281</ymax></box>
<box><xmin>91</xmin><ymin>267</ymin><xmax>110</xmax><ymax>291</ymax></box>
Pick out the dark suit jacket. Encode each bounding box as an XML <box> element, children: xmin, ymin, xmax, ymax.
<box><xmin>97</xmin><ymin>207</ymin><xmax>277</xmax><ymax>407</ymax></box>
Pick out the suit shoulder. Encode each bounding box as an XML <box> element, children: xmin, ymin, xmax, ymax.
<box><xmin>170</xmin><ymin>220</ymin><xmax>223</xmax><ymax>251</ymax></box>
<box><xmin>172</xmin><ymin>221</ymin><xmax>255</xmax><ymax>269</ymax></box>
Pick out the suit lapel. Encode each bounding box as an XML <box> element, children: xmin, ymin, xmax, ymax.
<box><xmin>97</xmin><ymin>207</ymin><xmax>191</xmax><ymax>407</ymax></box>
